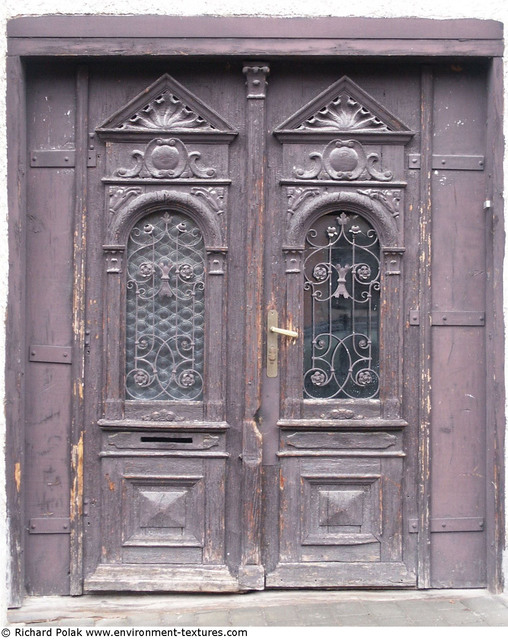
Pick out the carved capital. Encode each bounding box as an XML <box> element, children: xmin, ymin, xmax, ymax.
<box><xmin>243</xmin><ymin>63</ymin><xmax>270</xmax><ymax>100</ymax></box>
<box><xmin>207</xmin><ymin>248</ymin><xmax>227</xmax><ymax>275</ymax></box>
<box><xmin>282</xmin><ymin>248</ymin><xmax>304</xmax><ymax>274</ymax></box>
<box><xmin>103</xmin><ymin>245</ymin><xmax>125</xmax><ymax>274</ymax></box>
<box><xmin>383</xmin><ymin>247</ymin><xmax>405</xmax><ymax>276</ymax></box>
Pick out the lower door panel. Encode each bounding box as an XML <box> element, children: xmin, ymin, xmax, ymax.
<box><xmin>266</xmin><ymin>431</ymin><xmax>416</xmax><ymax>588</ymax></box>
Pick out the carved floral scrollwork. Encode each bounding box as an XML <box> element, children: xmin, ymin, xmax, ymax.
<box><xmin>141</xmin><ymin>409</ymin><xmax>183</xmax><ymax>422</ymax></box>
<box><xmin>109</xmin><ymin>186</ymin><xmax>143</xmax><ymax>214</ymax></box>
<box><xmin>286</xmin><ymin>187</ymin><xmax>322</xmax><ymax>215</ymax></box>
<box><xmin>115</xmin><ymin>138</ymin><xmax>217</xmax><ymax>179</ymax></box>
<box><xmin>294</xmin><ymin>139</ymin><xmax>393</xmax><ymax>182</ymax></box>
<box><xmin>318</xmin><ymin>409</ymin><xmax>364</xmax><ymax>420</ymax></box>
<box><xmin>190</xmin><ymin>187</ymin><xmax>225</xmax><ymax>214</ymax></box>
<box><xmin>357</xmin><ymin>189</ymin><xmax>401</xmax><ymax>217</ymax></box>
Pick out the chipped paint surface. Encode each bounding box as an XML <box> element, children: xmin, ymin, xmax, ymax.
<box><xmin>70</xmin><ymin>433</ymin><xmax>84</xmax><ymax>521</ymax></box>
<box><xmin>14</xmin><ymin>462</ymin><xmax>20</xmax><ymax>493</ymax></box>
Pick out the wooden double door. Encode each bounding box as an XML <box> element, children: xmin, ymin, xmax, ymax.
<box><xmin>22</xmin><ymin>56</ymin><xmax>491</xmax><ymax>593</ymax></box>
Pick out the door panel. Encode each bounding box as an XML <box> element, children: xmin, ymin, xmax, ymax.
<box><xmin>83</xmin><ymin>61</ymin><xmax>237</xmax><ymax>591</ymax></box>
<box><xmin>262</xmin><ymin>64</ymin><xmax>416</xmax><ymax>587</ymax></box>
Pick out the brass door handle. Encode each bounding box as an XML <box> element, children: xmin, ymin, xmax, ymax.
<box><xmin>269</xmin><ymin>326</ymin><xmax>298</xmax><ymax>338</ymax></box>
<box><xmin>267</xmin><ymin>311</ymin><xmax>298</xmax><ymax>378</ymax></box>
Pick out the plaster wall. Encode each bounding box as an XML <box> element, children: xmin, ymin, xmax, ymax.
<box><xmin>0</xmin><ymin>0</ymin><xmax>506</xmax><ymax>624</ymax></box>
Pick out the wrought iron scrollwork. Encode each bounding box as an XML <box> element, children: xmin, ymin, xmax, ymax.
<box><xmin>303</xmin><ymin>212</ymin><xmax>380</xmax><ymax>399</ymax></box>
<box><xmin>125</xmin><ymin>211</ymin><xmax>205</xmax><ymax>401</ymax></box>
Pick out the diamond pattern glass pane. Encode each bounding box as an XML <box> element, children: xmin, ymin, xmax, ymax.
<box><xmin>125</xmin><ymin>211</ymin><xmax>205</xmax><ymax>401</ymax></box>
<box><xmin>303</xmin><ymin>212</ymin><xmax>380</xmax><ymax>399</ymax></box>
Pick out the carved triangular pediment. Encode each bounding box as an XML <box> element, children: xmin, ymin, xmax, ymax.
<box><xmin>97</xmin><ymin>73</ymin><xmax>237</xmax><ymax>142</ymax></box>
<box><xmin>274</xmin><ymin>76</ymin><xmax>413</xmax><ymax>143</ymax></box>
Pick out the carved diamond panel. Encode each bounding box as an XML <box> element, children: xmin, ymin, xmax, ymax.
<box><xmin>302</xmin><ymin>475</ymin><xmax>380</xmax><ymax>546</ymax></box>
<box><xmin>122</xmin><ymin>475</ymin><xmax>204</xmax><ymax>549</ymax></box>
<box><xmin>318</xmin><ymin>489</ymin><xmax>365</xmax><ymax>527</ymax></box>
<box><xmin>100</xmin><ymin>455</ymin><xmax>227</xmax><ymax>567</ymax></box>
<box><xmin>138</xmin><ymin>489</ymin><xmax>187</xmax><ymax>529</ymax></box>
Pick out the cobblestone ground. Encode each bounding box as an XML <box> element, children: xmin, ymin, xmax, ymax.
<box><xmin>6</xmin><ymin>590</ymin><xmax>508</xmax><ymax>627</ymax></box>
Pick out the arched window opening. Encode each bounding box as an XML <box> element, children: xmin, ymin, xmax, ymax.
<box><xmin>125</xmin><ymin>210</ymin><xmax>205</xmax><ymax>401</ymax></box>
<box><xmin>303</xmin><ymin>211</ymin><xmax>380</xmax><ymax>399</ymax></box>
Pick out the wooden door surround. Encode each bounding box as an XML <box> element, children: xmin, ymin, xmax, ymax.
<box><xmin>5</xmin><ymin>16</ymin><xmax>505</xmax><ymax>604</ymax></box>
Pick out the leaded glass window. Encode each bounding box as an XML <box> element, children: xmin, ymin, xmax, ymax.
<box><xmin>303</xmin><ymin>211</ymin><xmax>380</xmax><ymax>399</ymax></box>
<box><xmin>125</xmin><ymin>211</ymin><xmax>205</xmax><ymax>401</ymax></box>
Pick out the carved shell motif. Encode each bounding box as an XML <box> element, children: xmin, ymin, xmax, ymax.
<box><xmin>118</xmin><ymin>90</ymin><xmax>217</xmax><ymax>132</ymax></box>
<box><xmin>297</xmin><ymin>94</ymin><xmax>390</xmax><ymax>132</ymax></box>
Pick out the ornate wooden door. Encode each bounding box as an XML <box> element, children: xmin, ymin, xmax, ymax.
<box><xmin>259</xmin><ymin>67</ymin><xmax>416</xmax><ymax>588</ymax></box>
<box><xmin>79</xmin><ymin>58</ymin><xmax>488</xmax><ymax>592</ymax></box>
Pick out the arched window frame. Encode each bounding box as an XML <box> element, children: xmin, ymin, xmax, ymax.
<box><xmin>102</xmin><ymin>190</ymin><xmax>227</xmax><ymax>425</ymax></box>
<box><xmin>282</xmin><ymin>190</ymin><xmax>404</xmax><ymax>421</ymax></box>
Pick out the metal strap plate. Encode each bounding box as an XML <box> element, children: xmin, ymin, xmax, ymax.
<box><xmin>30</xmin><ymin>149</ymin><xmax>76</xmax><ymax>168</ymax></box>
<box><xmin>29</xmin><ymin>517</ymin><xmax>71</xmax><ymax>534</ymax></box>
<box><xmin>408</xmin><ymin>154</ymin><xmax>485</xmax><ymax>171</ymax></box>
<box><xmin>409</xmin><ymin>517</ymin><xmax>484</xmax><ymax>533</ymax></box>
<box><xmin>431</xmin><ymin>312</ymin><xmax>485</xmax><ymax>326</ymax></box>
<box><xmin>29</xmin><ymin>345</ymin><xmax>72</xmax><ymax>364</ymax></box>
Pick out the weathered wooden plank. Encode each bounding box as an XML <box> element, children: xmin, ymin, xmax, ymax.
<box><xmin>430</xmin><ymin>66</ymin><xmax>488</xmax><ymax>588</ymax></box>
<box><xmin>6</xmin><ymin>54</ymin><xmax>27</xmax><ymax>608</ymax></box>
<box><xmin>266</xmin><ymin>561</ymin><xmax>416</xmax><ymax>587</ymax></box>
<box><xmin>70</xmin><ymin>66</ymin><xmax>88</xmax><ymax>596</ymax></box>
<box><xmin>7</xmin><ymin>37</ymin><xmax>504</xmax><ymax>59</ymax></box>
<box><xmin>85</xmin><ymin>564</ymin><xmax>240</xmax><ymax>592</ymax></box>
<box><xmin>24</xmin><ymin>60</ymin><xmax>77</xmax><ymax>596</ymax></box>
<box><xmin>239</xmin><ymin>63</ymin><xmax>270</xmax><ymax>590</ymax></box>
<box><xmin>485</xmin><ymin>56</ymin><xmax>505</xmax><ymax>594</ymax></box>
<box><xmin>417</xmin><ymin>66</ymin><xmax>433</xmax><ymax>589</ymax></box>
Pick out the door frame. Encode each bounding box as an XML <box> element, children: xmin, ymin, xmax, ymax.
<box><xmin>5</xmin><ymin>15</ymin><xmax>505</xmax><ymax>605</ymax></box>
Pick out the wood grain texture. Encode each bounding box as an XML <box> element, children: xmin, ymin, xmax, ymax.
<box><xmin>485</xmin><ymin>56</ymin><xmax>505</xmax><ymax>594</ymax></box>
<box><xmin>8</xmin><ymin>38</ymin><xmax>503</xmax><ymax>59</ymax></box>
<box><xmin>70</xmin><ymin>65</ymin><xmax>88</xmax><ymax>596</ymax></box>
<box><xmin>6</xmin><ymin>55</ymin><xmax>27</xmax><ymax>608</ymax></box>
<box><xmin>417</xmin><ymin>66</ymin><xmax>433</xmax><ymax>589</ymax></box>
<box><xmin>8</xmin><ymin>43</ymin><xmax>503</xmax><ymax>596</ymax></box>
